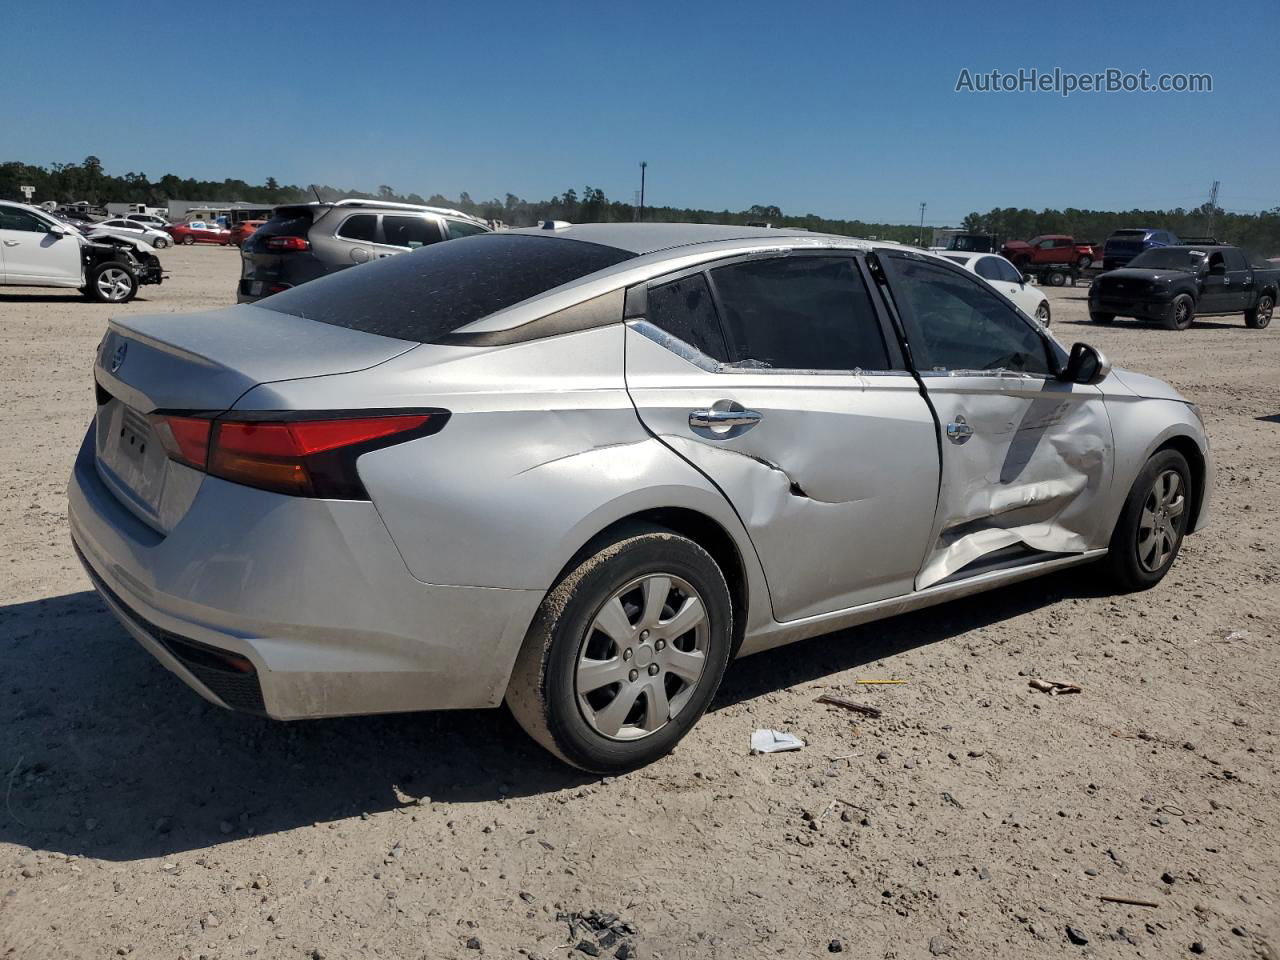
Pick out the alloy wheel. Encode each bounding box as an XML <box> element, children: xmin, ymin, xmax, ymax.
<box><xmin>1137</xmin><ymin>469</ymin><xmax>1185</xmax><ymax>572</ymax></box>
<box><xmin>96</xmin><ymin>268</ymin><xmax>133</xmax><ymax>302</ymax></box>
<box><xmin>1174</xmin><ymin>299</ymin><xmax>1191</xmax><ymax>327</ymax></box>
<box><xmin>575</xmin><ymin>574</ymin><xmax>709</xmax><ymax>741</ymax></box>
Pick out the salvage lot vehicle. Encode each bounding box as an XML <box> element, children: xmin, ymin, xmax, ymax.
<box><xmin>940</xmin><ymin>251</ymin><xmax>1051</xmax><ymax>325</ymax></box>
<box><xmin>0</xmin><ymin>199</ymin><xmax>163</xmax><ymax>303</ymax></box>
<box><xmin>229</xmin><ymin>219</ymin><xmax>265</xmax><ymax>247</ymax></box>
<box><xmin>1002</xmin><ymin>234</ymin><xmax>1099</xmax><ymax>273</ymax></box>
<box><xmin>237</xmin><ymin>199</ymin><xmax>490</xmax><ymax>302</ymax></box>
<box><xmin>90</xmin><ymin>217</ymin><xmax>172</xmax><ymax>248</ymax></box>
<box><xmin>1102</xmin><ymin>227</ymin><xmax>1179</xmax><ymax>271</ymax></box>
<box><xmin>168</xmin><ymin>221</ymin><xmax>231</xmax><ymax>245</ymax></box>
<box><xmin>70</xmin><ymin>224</ymin><xmax>1212</xmax><ymax>772</ymax></box>
<box><xmin>1090</xmin><ymin>245</ymin><xmax>1278</xmax><ymax>330</ymax></box>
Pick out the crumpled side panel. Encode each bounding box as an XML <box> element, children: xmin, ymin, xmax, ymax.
<box><xmin>917</xmin><ymin>380</ymin><xmax>1113</xmax><ymax>589</ymax></box>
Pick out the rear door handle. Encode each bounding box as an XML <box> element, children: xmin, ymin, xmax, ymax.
<box><xmin>689</xmin><ymin>408</ymin><xmax>763</xmax><ymax>429</ymax></box>
<box><xmin>2</xmin><ymin>240</ymin><xmax>18</xmax><ymax>247</ymax></box>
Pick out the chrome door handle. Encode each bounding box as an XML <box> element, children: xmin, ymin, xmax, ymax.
<box><xmin>689</xmin><ymin>408</ymin><xmax>763</xmax><ymax>429</ymax></box>
<box><xmin>946</xmin><ymin>417</ymin><xmax>973</xmax><ymax>444</ymax></box>
<box><xmin>2</xmin><ymin>240</ymin><xmax>19</xmax><ymax>246</ymax></box>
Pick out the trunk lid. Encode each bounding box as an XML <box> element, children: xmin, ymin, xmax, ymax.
<box><xmin>92</xmin><ymin>304</ymin><xmax>416</xmax><ymax>532</ymax></box>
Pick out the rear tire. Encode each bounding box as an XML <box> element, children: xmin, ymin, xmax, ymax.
<box><xmin>152</xmin><ymin>236</ymin><xmax>169</xmax><ymax>249</ymax></box>
<box><xmin>1164</xmin><ymin>294</ymin><xmax>1194</xmax><ymax>331</ymax></box>
<box><xmin>1090</xmin><ymin>312</ymin><xmax>1115</xmax><ymax>325</ymax></box>
<box><xmin>1245</xmin><ymin>294</ymin><xmax>1274</xmax><ymax>329</ymax></box>
<box><xmin>1047</xmin><ymin>270</ymin><xmax>1067</xmax><ymax>287</ymax></box>
<box><xmin>1077</xmin><ymin>255</ymin><xmax>1092</xmax><ymax>269</ymax></box>
<box><xmin>1100</xmin><ymin>450</ymin><xmax>1193</xmax><ymax>592</ymax></box>
<box><xmin>506</xmin><ymin>526</ymin><xmax>733</xmax><ymax>773</ymax></box>
<box><xmin>85</xmin><ymin>262</ymin><xmax>138</xmax><ymax>303</ymax></box>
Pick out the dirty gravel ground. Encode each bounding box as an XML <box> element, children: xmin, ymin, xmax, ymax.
<box><xmin>1</xmin><ymin>249</ymin><xmax>1277</xmax><ymax>960</ymax></box>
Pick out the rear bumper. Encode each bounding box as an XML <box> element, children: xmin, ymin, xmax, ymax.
<box><xmin>67</xmin><ymin>427</ymin><xmax>543</xmax><ymax>719</ymax></box>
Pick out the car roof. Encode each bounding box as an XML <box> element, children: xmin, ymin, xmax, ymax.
<box><xmin>504</xmin><ymin>222</ymin><xmax>847</xmax><ymax>256</ymax></box>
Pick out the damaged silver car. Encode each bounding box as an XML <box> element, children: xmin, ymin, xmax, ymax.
<box><xmin>70</xmin><ymin>224</ymin><xmax>1212</xmax><ymax>772</ymax></box>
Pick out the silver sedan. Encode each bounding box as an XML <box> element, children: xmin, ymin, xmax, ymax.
<box><xmin>69</xmin><ymin>224</ymin><xmax>1212</xmax><ymax>771</ymax></box>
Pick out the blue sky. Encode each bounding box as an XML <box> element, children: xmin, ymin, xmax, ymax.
<box><xmin>7</xmin><ymin>0</ymin><xmax>1277</xmax><ymax>224</ymax></box>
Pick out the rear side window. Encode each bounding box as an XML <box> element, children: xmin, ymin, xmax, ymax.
<box><xmin>975</xmin><ymin>257</ymin><xmax>1003</xmax><ymax>280</ymax></box>
<box><xmin>646</xmin><ymin>274</ymin><xmax>728</xmax><ymax>361</ymax></box>
<box><xmin>337</xmin><ymin>214</ymin><xmax>376</xmax><ymax>242</ymax></box>
<box><xmin>709</xmin><ymin>256</ymin><xmax>890</xmax><ymax>370</ymax></box>
<box><xmin>260</xmin><ymin>234</ymin><xmax>636</xmax><ymax>343</ymax></box>
<box><xmin>383</xmin><ymin>215</ymin><xmax>443</xmax><ymax>248</ymax></box>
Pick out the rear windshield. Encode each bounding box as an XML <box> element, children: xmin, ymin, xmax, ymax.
<box><xmin>1111</xmin><ymin>230</ymin><xmax>1148</xmax><ymax>238</ymax></box>
<box><xmin>259</xmin><ymin>233</ymin><xmax>636</xmax><ymax>342</ymax></box>
<box><xmin>244</xmin><ymin>208</ymin><xmax>313</xmax><ymax>251</ymax></box>
<box><xmin>1128</xmin><ymin>248</ymin><xmax>1205</xmax><ymax>270</ymax></box>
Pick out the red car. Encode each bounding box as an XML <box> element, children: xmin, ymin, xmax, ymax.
<box><xmin>167</xmin><ymin>221</ymin><xmax>232</xmax><ymax>246</ymax></box>
<box><xmin>1001</xmin><ymin>234</ymin><xmax>1099</xmax><ymax>270</ymax></box>
<box><xmin>229</xmin><ymin>219</ymin><xmax>266</xmax><ymax>247</ymax></box>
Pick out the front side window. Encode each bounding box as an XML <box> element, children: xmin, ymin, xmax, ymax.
<box><xmin>337</xmin><ymin>214</ymin><xmax>377</xmax><ymax>242</ymax></box>
<box><xmin>709</xmin><ymin>256</ymin><xmax>891</xmax><ymax>370</ymax></box>
<box><xmin>447</xmin><ymin>219</ymin><xmax>489</xmax><ymax>239</ymax></box>
<box><xmin>993</xmin><ymin>257</ymin><xmax>1024</xmax><ymax>283</ymax></box>
<box><xmin>0</xmin><ymin>207</ymin><xmax>52</xmax><ymax>233</ymax></box>
<box><xmin>1222</xmin><ymin>248</ymin><xmax>1248</xmax><ymax>271</ymax></box>
<box><xmin>382</xmin><ymin>215</ymin><xmax>443</xmax><ymax>249</ymax></box>
<box><xmin>886</xmin><ymin>256</ymin><xmax>1052</xmax><ymax>375</ymax></box>
<box><xmin>646</xmin><ymin>273</ymin><xmax>728</xmax><ymax>361</ymax></box>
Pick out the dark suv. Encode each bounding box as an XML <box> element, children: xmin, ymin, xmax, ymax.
<box><xmin>238</xmin><ymin>199</ymin><xmax>490</xmax><ymax>302</ymax></box>
<box><xmin>1102</xmin><ymin>228</ymin><xmax>1179</xmax><ymax>271</ymax></box>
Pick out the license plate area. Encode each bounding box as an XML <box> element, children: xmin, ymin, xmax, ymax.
<box><xmin>95</xmin><ymin>396</ymin><xmax>170</xmax><ymax>519</ymax></box>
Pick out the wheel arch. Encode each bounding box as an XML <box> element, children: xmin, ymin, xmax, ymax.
<box><xmin>1153</xmin><ymin>433</ymin><xmax>1208</xmax><ymax>532</ymax></box>
<box><xmin>552</xmin><ymin>507</ymin><xmax>752</xmax><ymax>658</ymax></box>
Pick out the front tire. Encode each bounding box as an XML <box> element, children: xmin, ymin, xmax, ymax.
<box><xmin>1245</xmin><ymin>294</ymin><xmax>1274</xmax><ymax>329</ymax></box>
<box><xmin>506</xmin><ymin>527</ymin><xmax>734</xmax><ymax>773</ymax></box>
<box><xmin>85</xmin><ymin>262</ymin><xmax>138</xmax><ymax>303</ymax></box>
<box><xmin>1165</xmin><ymin>294</ymin><xmax>1194</xmax><ymax>331</ymax></box>
<box><xmin>1047</xmin><ymin>270</ymin><xmax>1067</xmax><ymax>287</ymax></box>
<box><xmin>182</xmin><ymin>234</ymin><xmax>196</xmax><ymax>245</ymax></box>
<box><xmin>1090</xmin><ymin>311</ymin><xmax>1115</xmax><ymax>325</ymax></box>
<box><xmin>1101</xmin><ymin>449</ymin><xmax>1192</xmax><ymax>592</ymax></box>
<box><xmin>1077</xmin><ymin>255</ymin><xmax>1092</xmax><ymax>269</ymax></box>
<box><xmin>1034</xmin><ymin>301</ymin><xmax>1051</xmax><ymax>326</ymax></box>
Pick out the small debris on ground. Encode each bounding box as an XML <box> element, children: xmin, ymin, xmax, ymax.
<box><xmin>751</xmin><ymin>729</ymin><xmax>805</xmax><ymax>754</ymax></box>
<box><xmin>816</xmin><ymin>694</ymin><xmax>883</xmax><ymax>718</ymax></box>
<box><xmin>1029</xmin><ymin>678</ymin><xmax>1082</xmax><ymax>696</ymax></box>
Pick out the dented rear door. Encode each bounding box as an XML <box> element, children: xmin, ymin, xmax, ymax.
<box><xmin>624</xmin><ymin>252</ymin><xmax>940</xmax><ymax>623</ymax></box>
<box><xmin>878</xmin><ymin>250</ymin><xmax>1114</xmax><ymax>588</ymax></box>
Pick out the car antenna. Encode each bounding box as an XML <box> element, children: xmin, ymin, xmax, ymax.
<box><xmin>311</xmin><ymin>184</ymin><xmax>323</xmax><ymax>204</ymax></box>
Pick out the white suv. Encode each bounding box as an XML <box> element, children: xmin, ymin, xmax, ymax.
<box><xmin>0</xmin><ymin>201</ymin><xmax>163</xmax><ymax>303</ymax></box>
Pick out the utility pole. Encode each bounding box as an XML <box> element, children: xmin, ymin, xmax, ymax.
<box><xmin>638</xmin><ymin>162</ymin><xmax>647</xmax><ymax>222</ymax></box>
<box><xmin>918</xmin><ymin>201</ymin><xmax>927</xmax><ymax>245</ymax></box>
<box><xmin>1205</xmin><ymin>180</ymin><xmax>1220</xmax><ymax>238</ymax></box>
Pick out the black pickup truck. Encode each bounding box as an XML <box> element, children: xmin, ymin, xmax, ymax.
<box><xmin>1090</xmin><ymin>245</ymin><xmax>1277</xmax><ymax>331</ymax></box>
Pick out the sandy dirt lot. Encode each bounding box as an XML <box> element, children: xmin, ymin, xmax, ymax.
<box><xmin>2</xmin><ymin>248</ymin><xmax>1278</xmax><ymax>960</ymax></box>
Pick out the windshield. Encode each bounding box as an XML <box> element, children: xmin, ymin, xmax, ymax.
<box><xmin>260</xmin><ymin>233</ymin><xmax>636</xmax><ymax>342</ymax></box>
<box><xmin>1128</xmin><ymin>248</ymin><xmax>1205</xmax><ymax>271</ymax></box>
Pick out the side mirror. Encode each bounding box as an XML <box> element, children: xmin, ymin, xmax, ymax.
<box><xmin>48</xmin><ymin>224</ymin><xmax>68</xmax><ymax>236</ymax></box>
<box><xmin>1061</xmin><ymin>342</ymin><xmax>1111</xmax><ymax>386</ymax></box>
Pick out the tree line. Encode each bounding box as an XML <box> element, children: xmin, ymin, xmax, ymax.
<box><xmin>3</xmin><ymin>156</ymin><xmax>1276</xmax><ymax>254</ymax></box>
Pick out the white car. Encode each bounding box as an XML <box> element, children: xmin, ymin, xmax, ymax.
<box><xmin>90</xmin><ymin>218</ymin><xmax>172</xmax><ymax>249</ymax></box>
<box><xmin>941</xmin><ymin>251</ymin><xmax>1051</xmax><ymax>325</ymax></box>
<box><xmin>0</xmin><ymin>200</ymin><xmax>164</xmax><ymax>302</ymax></box>
<box><xmin>123</xmin><ymin>213</ymin><xmax>171</xmax><ymax>231</ymax></box>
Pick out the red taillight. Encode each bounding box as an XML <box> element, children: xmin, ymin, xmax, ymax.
<box><xmin>152</xmin><ymin>413</ymin><xmax>442</xmax><ymax>499</ymax></box>
<box><xmin>266</xmin><ymin>282</ymin><xmax>293</xmax><ymax>294</ymax></box>
<box><xmin>151</xmin><ymin>415</ymin><xmax>212</xmax><ymax>470</ymax></box>
<box><xmin>265</xmin><ymin>236</ymin><xmax>309</xmax><ymax>252</ymax></box>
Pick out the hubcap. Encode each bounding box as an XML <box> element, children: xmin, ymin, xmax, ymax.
<box><xmin>1036</xmin><ymin>304</ymin><xmax>1049</xmax><ymax>324</ymax></box>
<box><xmin>1175</xmin><ymin>300</ymin><xmax>1189</xmax><ymax>325</ymax></box>
<box><xmin>575</xmin><ymin>574</ymin><xmax>709</xmax><ymax>741</ymax></box>
<box><xmin>1259</xmin><ymin>298</ymin><xmax>1274</xmax><ymax>327</ymax></box>
<box><xmin>96</xmin><ymin>268</ymin><xmax>132</xmax><ymax>302</ymax></box>
<box><xmin>1137</xmin><ymin>469</ymin><xmax>1186</xmax><ymax>572</ymax></box>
